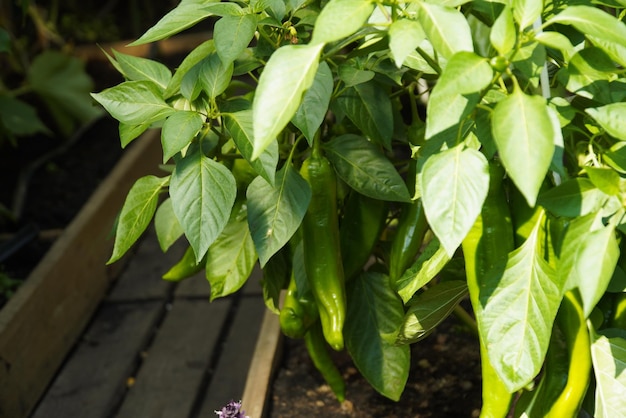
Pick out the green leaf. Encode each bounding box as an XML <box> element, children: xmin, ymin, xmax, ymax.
<box><xmin>425</xmin><ymin>51</ymin><xmax>493</xmax><ymax>140</ymax></box>
<box><xmin>585</xmin><ymin>166</ymin><xmax>621</xmax><ymax>196</ymax></box>
<box><xmin>91</xmin><ymin>80</ymin><xmax>174</xmax><ymax>125</ymax></box>
<box><xmin>130</xmin><ymin>0</ymin><xmax>242</xmax><ymax>45</ymax></box>
<box><xmin>324</xmin><ymin>134</ymin><xmax>410</xmax><ymax>202</ymax></box>
<box><xmin>491</xmin><ymin>88</ymin><xmax>554</xmax><ymax>207</ymax></box>
<box><xmin>205</xmin><ymin>202</ymin><xmax>257</xmax><ymax>300</ymax></box>
<box><xmin>252</xmin><ymin>43</ymin><xmax>323</xmax><ymax>159</ymax></box>
<box><xmin>538</xmin><ymin>178</ymin><xmax>607</xmax><ymax>218</ymax></box>
<box><xmin>605</xmin><ymin>142</ymin><xmax>626</xmax><ymax>174</ymax></box>
<box><xmin>0</xmin><ymin>96</ymin><xmax>49</xmax><ymax>136</ymax></box>
<box><xmin>547</xmin><ymin>6</ymin><xmax>626</xmax><ymax>47</ymax></box>
<box><xmin>587</xmin><ymin>103</ymin><xmax>626</xmax><ymax>141</ymax></box>
<box><xmin>112</xmin><ymin>50</ymin><xmax>172</xmax><ymax>91</ymax></box>
<box><xmin>511</xmin><ymin>0</ymin><xmax>542</xmax><ymax>30</ymax></box>
<box><xmin>337</xmin><ymin>65</ymin><xmax>375</xmax><ymax>87</ymax></box>
<box><xmin>490</xmin><ymin>6</ymin><xmax>516</xmax><ymax>55</ymax></box>
<box><xmin>397</xmin><ymin>280</ymin><xmax>468</xmax><ymax>344</ymax></box>
<box><xmin>479</xmin><ymin>218</ymin><xmax>561</xmax><ymax>392</ymax></box>
<box><xmin>415</xmin><ymin>2</ymin><xmax>473</xmax><ymax>60</ymax></box>
<box><xmin>395</xmin><ymin>237</ymin><xmax>451</xmax><ymax>304</ymax></box>
<box><xmin>246</xmin><ymin>164</ymin><xmax>311</xmax><ymax>266</ymax></box>
<box><xmin>200</xmin><ymin>53</ymin><xmax>234</xmax><ymax>99</ymax></box>
<box><xmin>420</xmin><ymin>145</ymin><xmax>489</xmax><ymax>257</ymax></box>
<box><xmin>345</xmin><ymin>272</ymin><xmax>409</xmax><ymax>401</ymax></box>
<box><xmin>511</xmin><ymin>41</ymin><xmax>545</xmax><ymax>89</ymax></box>
<box><xmin>169</xmin><ymin>148</ymin><xmax>237</xmax><ymax>262</ymax></box>
<box><xmin>564</xmin><ymin>47</ymin><xmax>617</xmax><ymax>103</ymax></box>
<box><xmin>389</xmin><ymin>19</ymin><xmax>426</xmax><ymax>68</ymax></box>
<box><xmin>154</xmin><ymin>198</ymin><xmax>184</xmax><ymax>252</ymax></box>
<box><xmin>335</xmin><ymin>81</ymin><xmax>394</xmax><ymax>148</ymax></box>
<box><xmin>311</xmin><ymin>0</ymin><xmax>375</xmax><ymax>45</ymax></box>
<box><xmin>109</xmin><ymin>175</ymin><xmax>169</xmax><ymax>263</ymax></box>
<box><xmin>119</xmin><ymin>123</ymin><xmax>150</xmax><ymax>148</ymax></box>
<box><xmin>558</xmin><ymin>213</ymin><xmax>619</xmax><ymax>317</ymax></box>
<box><xmin>161</xmin><ymin>111</ymin><xmax>205</xmax><ymax>163</ymax></box>
<box><xmin>534</xmin><ymin>31</ymin><xmax>576</xmax><ymax>62</ymax></box>
<box><xmin>261</xmin><ymin>248</ymin><xmax>290</xmax><ymax>314</ymax></box>
<box><xmin>214</xmin><ymin>13</ymin><xmax>258</xmax><ymax>64</ymax></box>
<box><xmin>29</xmin><ymin>51</ymin><xmax>102</xmax><ymax>133</ymax></box>
<box><xmin>180</xmin><ymin>62</ymin><xmax>204</xmax><ymax>101</ymax></box>
<box><xmin>165</xmin><ymin>40</ymin><xmax>215</xmax><ymax>98</ymax></box>
<box><xmin>590</xmin><ymin>328</ymin><xmax>626</xmax><ymax>418</ymax></box>
<box><xmin>223</xmin><ymin>109</ymin><xmax>278</xmax><ymax>185</ymax></box>
<box><xmin>291</xmin><ymin>62</ymin><xmax>333</xmax><ymax>145</ymax></box>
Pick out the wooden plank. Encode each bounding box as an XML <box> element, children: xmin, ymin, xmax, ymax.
<box><xmin>106</xmin><ymin>227</ymin><xmax>182</xmax><ymax>302</ymax></box>
<box><xmin>0</xmin><ymin>130</ymin><xmax>162</xmax><ymax>418</ymax></box>
<box><xmin>241</xmin><ymin>310</ymin><xmax>283</xmax><ymax>418</ymax></box>
<box><xmin>31</xmin><ymin>301</ymin><xmax>163</xmax><ymax>418</ymax></box>
<box><xmin>199</xmin><ymin>292</ymin><xmax>267</xmax><ymax>416</ymax></box>
<box><xmin>115</xmin><ymin>298</ymin><xmax>232</xmax><ymax>418</ymax></box>
<box><xmin>174</xmin><ymin>273</ymin><xmax>212</xmax><ymax>299</ymax></box>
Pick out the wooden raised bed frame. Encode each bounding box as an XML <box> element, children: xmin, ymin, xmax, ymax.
<box><xmin>0</xmin><ymin>130</ymin><xmax>162</xmax><ymax>418</ymax></box>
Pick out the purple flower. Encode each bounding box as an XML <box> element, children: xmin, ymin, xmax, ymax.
<box><xmin>214</xmin><ymin>400</ymin><xmax>249</xmax><ymax>418</ymax></box>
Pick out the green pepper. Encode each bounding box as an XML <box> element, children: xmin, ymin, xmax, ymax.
<box><xmin>340</xmin><ymin>191</ymin><xmax>387</xmax><ymax>281</ymax></box>
<box><xmin>462</xmin><ymin>160</ymin><xmax>515</xmax><ymax>418</ymax></box>
<box><xmin>279</xmin><ymin>270</ymin><xmax>318</xmax><ymax>339</ymax></box>
<box><xmin>304</xmin><ymin>321</ymin><xmax>346</xmax><ymax>402</ymax></box>
<box><xmin>162</xmin><ymin>246</ymin><xmax>205</xmax><ymax>281</ymax></box>
<box><xmin>300</xmin><ymin>142</ymin><xmax>347</xmax><ymax>351</ymax></box>
<box><xmin>389</xmin><ymin>160</ymin><xmax>428</xmax><ymax>282</ymax></box>
<box><xmin>544</xmin><ymin>290</ymin><xmax>591</xmax><ymax>417</ymax></box>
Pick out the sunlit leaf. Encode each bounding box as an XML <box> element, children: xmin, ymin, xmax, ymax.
<box><xmin>586</xmin><ymin>103</ymin><xmax>626</xmax><ymax>141</ymax></box>
<box><xmin>415</xmin><ymin>2</ymin><xmax>473</xmax><ymax>60</ymax></box>
<box><xmin>389</xmin><ymin>19</ymin><xmax>426</xmax><ymax>68</ymax></box>
<box><xmin>311</xmin><ymin>0</ymin><xmax>375</xmax><ymax>45</ymax></box>
<box><xmin>590</xmin><ymin>328</ymin><xmax>626</xmax><ymax>418</ymax></box>
<box><xmin>214</xmin><ymin>13</ymin><xmax>258</xmax><ymax>64</ymax></box>
<box><xmin>291</xmin><ymin>62</ymin><xmax>333</xmax><ymax>144</ymax></box>
<box><xmin>154</xmin><ymin>198</ymin><xmax>184</xmax><ymax>252</ymax></box>
<box><xmin>112</xmin><ymin>50</ymin><xmax>172</xmax><ymax>91</ymax></box>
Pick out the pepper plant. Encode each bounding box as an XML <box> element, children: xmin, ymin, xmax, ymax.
<box><xmin>92</xmin><ymin>0</ymin><xmax>626</xmax><ymax>415</ymax></box>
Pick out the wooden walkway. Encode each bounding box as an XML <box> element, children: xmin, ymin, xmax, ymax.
<box><xmin>30</xmin><ymin>229</ymin><xmax>269</xmax><ymax>418</ymax></box>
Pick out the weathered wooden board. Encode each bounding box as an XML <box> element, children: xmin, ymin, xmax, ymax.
<box><xmin>0</xmin><ymin>130</ymin><xmax>162</xmax><ymax>418</ymax></box>
<box><xmin>114</xmin><ymin>298</ymin><xmax>232</xmax><ymax>418</ymax></box>
<box><xmin>30</xmin><ymin>301</ymin><xmax>164</xmax><ymax>418</ymax></box>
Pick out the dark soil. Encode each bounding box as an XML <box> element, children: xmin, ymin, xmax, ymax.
<box><xmin>270</xmin><ymin>314</ymin><xmax>482</xmax><ymax>418</ymax></box>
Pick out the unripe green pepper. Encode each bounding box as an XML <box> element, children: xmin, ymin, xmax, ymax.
<box><xmin>389</xmin><ymin>160</ymin><xmax>428</xmax><ymax>282</ymax></box>
<box><xmin>300</xmin><ymin>144</ymin><xmax>346</xmax><ymax>351</ymax></box>
<box><xmin>162</xmin><ymin>246</ymin><xmax>205</xmax><ymax>281</ymax></box>
<box><xmin>304</xmin><ymin>321</ymin><xmax>346</xmax><ymax>402</ymax></box>
<box><xmin>462</xmin><ymin>161</ymin><xmax>515</xmax><ymax>418</ymax></box>
<box><xmin>279</xmin><ymin>271</ymin><xmax>318</xmax><ymax>339</ymax></box>
<box><xmin>340</xmin><ymin>191</ymin><xmax>387</xmax><ymax>281</ymax></box>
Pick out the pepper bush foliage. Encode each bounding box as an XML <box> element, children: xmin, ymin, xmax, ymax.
<box><xmin>93</xmin><ymin>0</ymin><xmax>626</xmax><ymax>415</ymax></box>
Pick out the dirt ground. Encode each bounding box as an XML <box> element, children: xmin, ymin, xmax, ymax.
<box><xmin>269</xmin><ymin>313</ymin><xmax>482</xmax><ymax>418</ymax></box>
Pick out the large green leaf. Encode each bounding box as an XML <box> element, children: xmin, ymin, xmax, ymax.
<box><xmin>585</xmin><ymin>166</ymin><xmax>621</xmax><ymax>196</ymax></box>
<box><xmin>246</xmin><ymin>164</ymin><xmax>311</xmax><ymax>266</ymax></box>
<box><xmin>205</xmin><ymin>202</ymin><xmax>258</xmax><ymax>300</ymax></box>
<box><xmin>586</xmin><ymin>103</ymin><xmax>626</xmax><ymax>141</ymax></box>
<box><xmin>490</xmin><ymin>6</ymin><xmax>516</xmax><ymax>56</ymax></box>
<box><xmin>161</xmin><ymin>110</ymin><xmax>205</xmax><ymax>162</ymax></box>
<box><xmin>291</xmin><ymin>62</ymin><xmax>333</xmax><ymax>144</ymax></box>
<box><xmin>547</xmin><ymin>6</ymin><xmax>626</xmax><ymax>47</ymax></box>
<box><xmin>415</xmin><ymin>2</ymin><xmax>473</xmax><ymax>60</ymax></box>
<box><xmin>109</xmin><ymin>175</ymin><xmax>169</xmax><ymax>263</ymax></box>
<box><xmin>0</xmin><ymin>96</ymin><xmax>49</xmax><ymax>136</ymax></box>
<box><xmin>200</xmin><ymin>53</ymin><xmax>234</xmax><ymax>99</ymax></box>
<box><xmin>389</xmin><ymin>18</ymin><xmax>426</xmax><ymax>68</ymax></box>
<box><xmin>119</xmin><ymin>123</ymin><xmax>150</xmax><ymax>148</ymax></box>
<box><xmin>214</xmin><ymin>13</ymin><xmax>258</xmax><ymax>64</ymax></box>
<box><xmin>558</xmin><ymin>213</ymin><xmax>619</xmax><ymax>317</ymax></box>
<box><xmin>91</xmin><ymin>80</ymin><xmax>174</xmax><ymax>125</ymax></box>
<box><xmin>420</xmin><ymin>145</ymin><xmax>489</xmax><ymax>256</ymax></box>
<box><xmin>252</xmin><ymin>43</ymin><xmax>323</xmax><ymax>159</ymax></box>
<box><xmin>344</xmin><ymin>272</ymin><xmax>409</xmax><ymax>401</ymax></box>
<box><xmin>491</xmin><ymin>87</ymin><xmax>554</xmax><ymax>207</ymax></box>
<box><xmin>324</xmin><ymin>134</ymin><xmax>410</xmax><ymax>202</ymax></box>
<box><xmin>130</xmin><ymin>0</ymin><xmax>242</xmax><ymax>45</ymax></box>
<box><xmin>112</xmin><ymin>50</ymin><xmax>172</xmax><ymax>91</ymax></box>
<box><xmin>311</xmin><ymin>0</ymin><xmax>375</xmax><ymax>45</ymax></box>
<box><xmin>154</xmin><ymin>198</ymin><xmax>184</xmax><ymax>252</ymax></box>
<box><xmin>335</xmin><ymin>82</ymin><xmax>394</xmax><ymax>148</ymax></box>
<box><xmin>223</xmin><ymin>109</ymin><xmax>278</xmax><ymax>185</ymax></box>
<box><xmin>425</xmin><ymin>51</ymin><xmax>493</xmax><ymax>140</ymax></box>
<box><xmin>395</xmin><ymin>237</ymin><xmax>451</xmax><ymax>303</ymax></box>
<box><xmin>564</xmin><ymin>47</ymin><xmax>617</xmax><ymax>103</ymax></box>
<box><xmin>590</xmin><ymin>328</ymin><xmax>626</xmax><ymax>418</ymax></box>
<box><xmin>169</xmin><ymin>148</ymin><xmax>237</xmax><ymax>262</ymax></box>
<box><xmin>397</xmin><ymin>280</ymin><xmax>468</xmax><ymax>344</ymax></box>
<box><xmin>480</xmin><ymin>217</ymin><xmax>561</xmax><ymax>392</ymax></box>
